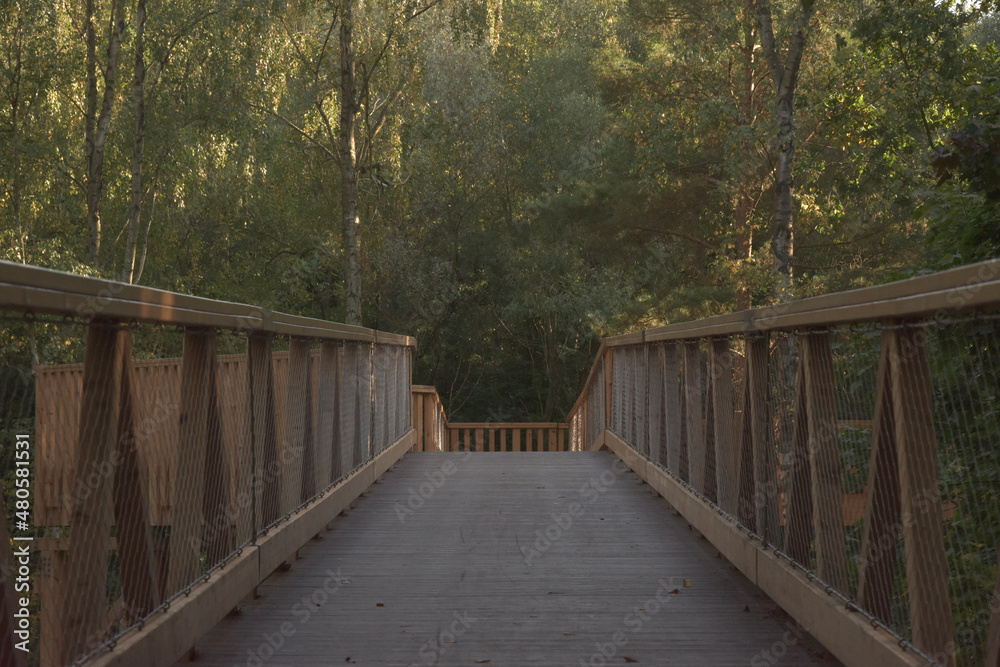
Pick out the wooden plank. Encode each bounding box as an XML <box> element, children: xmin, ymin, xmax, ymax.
<box><xmin>683</xmin><ymin>342</ymin><xmax>705</xmax><ymax>490</ymax></box>
<box><xmin>783</xmin><ymin>362</ymin><xmax>812</xmax><ymax>566</ymax></box>
<box><xmin>856</xmin><ymin>332</ymin><xmax>900</xmax><ymax>625</ymax></box>
<box><xmin>189</xmin><ymin>444</ymin><xmax>841</xmax><ymax>667</ymax></box>
<box><xmin>61</xmin><ymin>319</ymin><xmax>122</xmax><ymax>665</ymax></box>
<box><xmin>249</xmin><ymin>333</ymin><xmax>280</xmax><ymax>529</ymax></box>
<box><xmin>889</xmin><ymin>325</ymin><xmax>955</xmax><ymax>665</ymax></box>
<box><xmin>548</xmin><ymin>427</ymin><xmax>557</xmax><ymax>452</ymax></box>
<box><xmin>513</xmin><ymin>428</ymin><xmax>521</xmax><ymax>452</ymax></box>
<box><xmin>168</xmin><ymin>329</ymin><xmax>213</xmax><ymax>597</ymax></box>
<box><xmin>710</xmin><ymin>339</ymin><xmax>736</xmax><ymax>514</ymax></box>
<box><xmin>801</xmin><ymin>332</ymin><xmax>848</xmax><ymax>593</ymax></box>
<box><xmin>748</xmin><ymin>335</ymin><xmax>779</xmax><ymax>543</ymax></box>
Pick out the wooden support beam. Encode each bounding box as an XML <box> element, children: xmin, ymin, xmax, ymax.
<box><xmin>748</xmin><ymin>334</ymin><xmax>779</xmax><ymax>543</ymax></box>
<box><xmin>783</xmin><ymin>362</ymin><xmax>812</xmax><ymax>566</ymax></box>
<box><xmin>342</xmin><ymin>343</ymin><xmax>360</xmax><ymax>469</ymax></box>
<box><xmin>62</xmin><ymin>319</ymin><xmax>122</xmax><ymax>664</ymax></box>
<box><xmin>710</xmin><ymin>339</ymin><xmax>736</xmax><ymax>514</ymax></box>
<box><xmin>317</xmin><ymin>342</ymin><xmax>339</xmax><ymax>486</ymax></box>
<box><xmin>664</xmin><ymin>343</ymin><xmax>682</xmax><ymax>476</ymax></box>
<box><xmin>684</xmin><ymin>342</ymin><xmax>705</xmax><ymax>492</ymax></box>
<box><xmin>114</xmin><ymin>331</ymin><xmax>162</xmax><ymax>615</ymax></box>
<box><xmin>801</xmin><ymin>331</ymin><xmax>848</xmax><ymax>594</ymax></box>
<box><xmin>736</xmin><ymin>364</ymin><xmax>756</xmax><ymax>530</ymax></box>
<box><xmin>168</xmin><ymin>329</ymin><xmax>213</xmax><ymax>598</ymax></box>
<box><xmin>889</xmin><ymin>325</ymin><xmax>955</xmax><ymax>665</ymax></box>
<box><xmin>285</xmin><ymin>338</ymin><xmax>314</xmax><ymax>508</ymax></box>
<box><xmin>857</xmin><ymin>331</ymin><xmax>900</xmax><ymax>625</ymax></box>
<box><xmin>201</xmin><ymin>334</ymin><xmax>231</xmax><ymax>569</ymax></box>
<box><xmin>249</xmin><ymin>333</ymin><xmax>280</xmax><ymax>529</ymax></box>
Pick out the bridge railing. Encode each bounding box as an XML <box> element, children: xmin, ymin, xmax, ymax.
<box><xmin>411</xmin><ymin>386</ymin><xmax>571</xmax><ymax>452</ymax></box>
<box><xmin>0</xmin><ymin>261</ymin><xmax>416</xmax><ymax>666</ymax></box>
<box><xmin>568</xmin><ymin>259</ymin><xmax>1000</xmax><ymax>667</ymax></box>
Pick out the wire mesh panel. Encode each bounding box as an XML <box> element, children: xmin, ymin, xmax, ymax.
<box><xmin>0</xmin><ymin>286</ymin><xmax>415</xmax><ymax>666</ymax></box>
<box><xmin>566</xmin><ymin>262</ymin><xmax>1000</xmax><ymax>667</ymax></box>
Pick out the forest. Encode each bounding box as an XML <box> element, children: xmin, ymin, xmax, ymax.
<box><xmin>2</xmin><ymin>0</ymin><xmax>999</xmax><ymax>422</ymax></box>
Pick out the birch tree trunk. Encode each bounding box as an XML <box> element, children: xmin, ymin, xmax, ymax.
<box><xmin>84</xmin><ymin>0</ymin><xmax>126</xmax><ymax>268</ymax></box>
<box><xmin>757</xmin><ymin>0</ymin><xmax>815</xmax><ymax>301</ymax></box>
<box><xmin>123</xmin><ymin>0</ymin><xmax>147</xmax><ymax>284</ymax></box>
<box><xmin>340</xmin><ymin>0</ymin><xmax>362</xmax><ymax>326</ymax></box>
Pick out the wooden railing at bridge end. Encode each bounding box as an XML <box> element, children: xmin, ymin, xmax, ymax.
<box><xmin>411</xmin><ymin>386</ymin><xmax>572</xmax><ymax>452</ymax></box>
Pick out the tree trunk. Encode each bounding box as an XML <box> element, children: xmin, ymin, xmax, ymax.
<box><xmin>340</xmin><ymin>0</ymin><xmax>362</xmax><ymax>326</ymax></box>
<box><xmin>757</xmin><ymin>0</ymin><xmax>815</xmax><ymax>302</ymax></box>
<box><xmin>733</xmin><ymin>0</ymin><xmax>760</xmax><ymax>312</ymax></box>
<box><xmin>123</xmin><ymin>0</ymin><xmax>147</xmax><ymax>284</ymax></box>
<box><xmin>10</xmin><ymin>11</ymin><xmax>25</xmax><ymax>263</ymax></box>
<box><xmin>84</xmin><ymin>0</ymin><xmax>125</xmax><ymax>269</ymax></box>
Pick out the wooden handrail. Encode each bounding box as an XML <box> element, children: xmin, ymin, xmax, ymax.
<box><xmin>602</xmin><ymin>257</ymin><xmax>1000</xmax><ymax>346</ymax></box>
<box><xmin>0</xmin><ymin>261</ymin><xmax>416</xmax><ymax>346</ymax></box>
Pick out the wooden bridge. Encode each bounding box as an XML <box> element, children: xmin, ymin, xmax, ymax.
<box><xmin>2</xmin><ymin>259</ymin><xmax>1000</xmax><ymax>666</ymax></box>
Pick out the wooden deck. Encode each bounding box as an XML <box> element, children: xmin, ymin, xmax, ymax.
<box><xmin>186</xmin><ymin>452</ymin><xmax>839</xmax><ymax>666</ymax></box>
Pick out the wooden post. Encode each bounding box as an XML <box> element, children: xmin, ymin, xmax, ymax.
<box><xmin>801</xmin><ymin>331</ymin><xmax>848</xmax><ymax>594</ymax></box>
<box><xmin>710</xmin><ymin>339</ymin><xmax>736</xmax><ymax>514</ymax></box>
<box><xmin>168</xmin><ymin>329</ymin><xmax>213</xmax><ymax>597</ymax></box>
<box><xmin>748</xmin><ymin>334</ymin><xmax>779</xmax><ymax>543</ymax></box>
<box><xmin>736</xmin><ymin>367</ymin><xmax>756</xmax><ymax>530</ymax></box>
<box><xmin>603</xmin><ymin>347</ymin><xmax>613</xmax><ymax>438</ymax></box>
<box><xmin>783</xmin><ymin>362</ymin><xmax>813</xmax><ymax>566</ymax></box>
<box><xmin>249</xmin><ymin>333</ymin><xmax>280</xmax><ymax>529</ymax></box>
<box><xmin>284</xmin><ymin>338</ymin><xmax>313</xmax><ymax>509</ymax></box>
<box><xmin>648</xmin><ymin>344</ymin><xmax>664</xmax><ymax>465</ymax></box>
<box><xmin>890</xmin><ymin>325</ymin><xmax>954</xmax><ymax>665</ymax></box>
<box><xmin>342</xmin><ymin>343</ymin><xmax>360</xmax><ymax>469</ymax></box>
<box><xmin>856</xmin><ymin>331</ymin><xmax>900</xmax><ymax>625</ymax></box>
<box><xmin>475</xmin><ymin>428</ymin><xmax>484</xmax><ymax>452</ymax></box>
<box><xmin>62</xmin><ymin>319</ymin><xmax>121</xmax><ymax>664</ymax></box>
<box><xmin>664</xmin><ymin>343</ymin><xmax>682</xmax><ymax>475</ymax></box>
<box><xmin>684</xmin><ymin>342</ymin><xmax>705</xmax><ymax>491</ymax></box>
<box><xmin>317</xmin><ymin>342</ymin><xmax>339</xmax><ymax>487</ymax></box>
<box><xmin>423</xmin><ymin>394</ymin><xmax>434</xmax><ymax>452</ymax></box>
<box><xmin>513</xmin><ymin>428</ymin><xmax>521</xmax><ymax>452</ymax></box>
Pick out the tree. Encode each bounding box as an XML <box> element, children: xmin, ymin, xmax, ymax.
<box><xmin>757</xmin><ymin>0</ymin><xmax>816</xmax><ymax>299</ymax></box>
